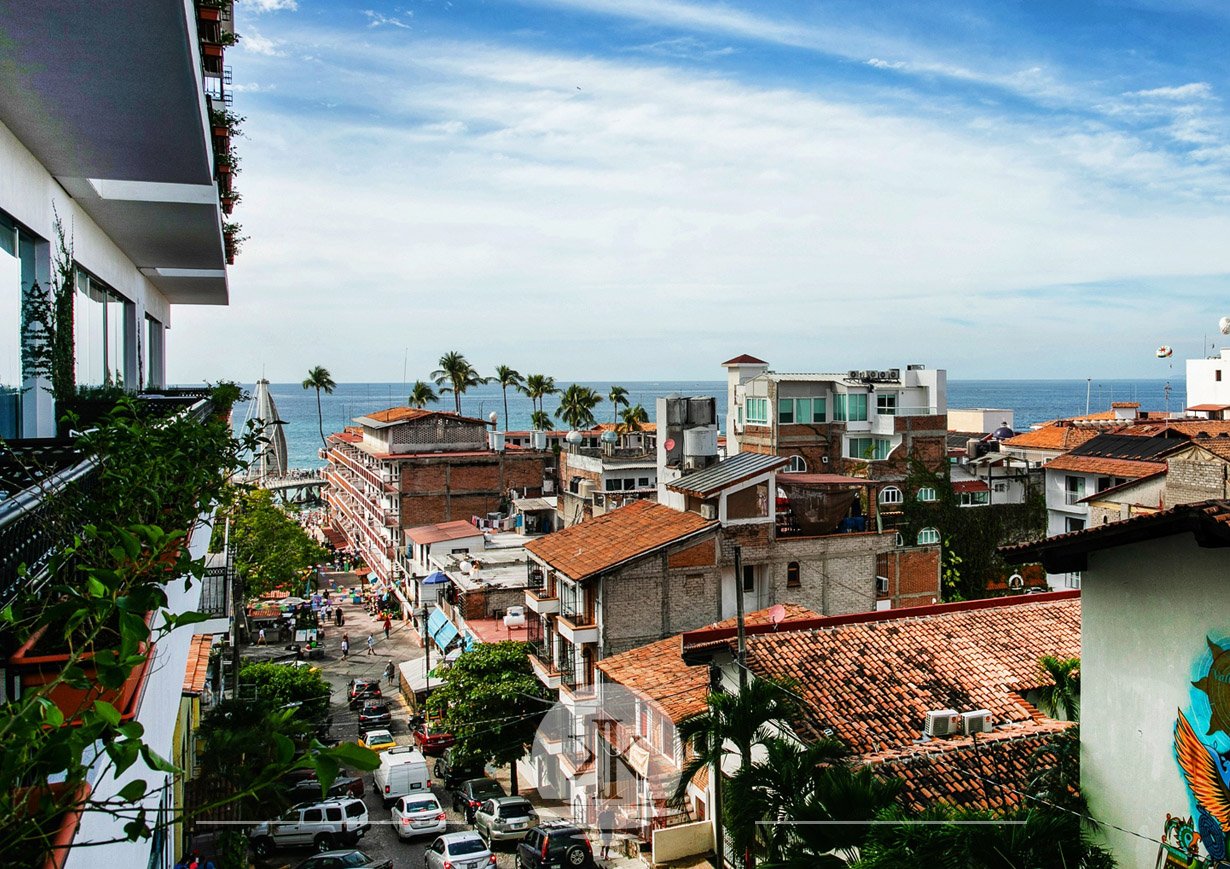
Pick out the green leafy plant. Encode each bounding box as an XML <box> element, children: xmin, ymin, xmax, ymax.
<box><xmin>555</xmin><ymin>383</ymin><xmax>603</xmax><ymax>430</ymax></box>
<box><xmin>432</xmin><ymin>351</ymin><xmax>487</xmax><ymax>416</ymax></box>
<box><xmin>426</xmin><ymin>641</ymin><xmax>552</xmax><ymax>794</ymax></box>
<box><xmin>222</xmin><ymin>488</ymin><xmax>329</xmax><ymax>598</ymax></box>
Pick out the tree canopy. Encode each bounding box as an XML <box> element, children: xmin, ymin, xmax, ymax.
<box><xmin>555</xmin><ymin>383</ymin><xmax>603</xmax><ymax>430</ymax></box>
<box><xmin>224</xmin><ymin>488</ymin><xmax>329</xmax><ymax>597</ymax></box>
<box><xmin>426</xmin><ymin>641</ymin><xmax>552</xmax><ymax>793</ymax></box>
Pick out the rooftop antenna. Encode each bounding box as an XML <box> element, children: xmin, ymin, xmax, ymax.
<box><xmin>1085</xmin><ymin>378</ymin><xmax>1091</xmax><ymax>416</ymax></box>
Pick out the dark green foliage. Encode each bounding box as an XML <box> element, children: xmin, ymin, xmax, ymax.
<box><xmin>555</xmin><ymin>383</ymin><xmax>603</xmax><ymax>430</ymax></box>
<box><xmin>49</xmin><ymin>209</ymin><xmax>76</xmax><ymax>402</ymax></box>
<box><xmin>426</xmin><ymin>641</ymin><xmax>552</xmax><ymax>790</ymax></box>
<box><xmin>223</xmin><ymin>488</ymin><xmax>330</xmax><ymax>598</ymax></box>
<box><xmin>900</xmin><ymin>459</ymin><xmax>1045</xmax><ymax>599</ymax></box>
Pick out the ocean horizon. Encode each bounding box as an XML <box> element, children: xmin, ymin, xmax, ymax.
<box><xmin>216</xmin><ymin>378</ymin><xmax>1187</xmax><ymax>472</ymax></box>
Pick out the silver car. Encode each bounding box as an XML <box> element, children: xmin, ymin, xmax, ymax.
<box><xmin>424</xmin><ymin>831</ymin><xmax>496</xmax><ymax>869</ymax></box>
<box><xmin>391</xmin><ymin>793</ymin><xmax>447</xmax><ymax>840</ymax></box>
<box><xmin>473</xmin><ymin>796</ymin><xmax>538</xmax><ymax>846</ymax></box>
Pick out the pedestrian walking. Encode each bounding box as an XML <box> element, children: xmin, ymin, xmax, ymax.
<box><xmin>597</xmin><ymin>805</ymin><xmax>615</xmax><ymax>860</ymax></box>
<box><xmin>341</xmin><ymin>633</ymin><xmax>350</xmax><ymax>659</ymax></box>
<box><xmin>335</xmin><ymin>607</ymin><xmax>343</xmax><ymax>627</ymax></box>
<box><xmin>366</xmin><ymin>634</ymin><xmax>376</xmax><ymax>655</ymax></box>
<box><xmin>382</xmin><ymin>614</ymin><xmax>392</xmax><ymax>640</ymax></box>
<box><xmin>257</xmin><ymin>627</ymin><xmax>266</xmax><ymax>645</ymax></box>
<box><xmin>384</xmin><ymin>661</ymin><xmax>395</xmax><ymax>684</ymax></box>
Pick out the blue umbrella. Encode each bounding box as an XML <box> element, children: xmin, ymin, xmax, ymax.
<box><xmin>422</xmin><ymin>571</ymin><xmax>449</xmax><ymax>585</ymax></box>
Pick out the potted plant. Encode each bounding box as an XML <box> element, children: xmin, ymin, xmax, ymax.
<box><xmin>223</xmin><ymin>222</ymin><xmax>247</xmax><ymax>264</ymax></box>
<box><xmin>221</xmin><ymin>189</ymin><xmax>241</xmax><ymax>215</ymax></box>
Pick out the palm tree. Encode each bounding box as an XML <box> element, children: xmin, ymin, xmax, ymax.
<box><xmin>493</xmin><ymin>365</ymin><xmax>524</xmax><ymax>431</ymax></box>
<box><xmin>618</xmin><ymin>403</ymin><xmax>649</xmax><ymax>435</ymax></box>
<box><xmin>1037</xmin><ymin>655</ymin><xmax>1080</xmax><ymax>721</ymax></box>
<box><xmin>301</xmin><ymin>365</ymin><xmax>335</xmax><ymax>449</ymax></box>
<box><xmin>673</xmin><ymin>677</ymin><xmax>798</xmax><ymax>867</ymax></box>
<box><xmin>608</xmin><ymin>385</ymin><xmax>629</xmax><ymax>425</ymax></box>
<box><xmin>522</xmin><ymin>374</ymin><xmax>558</xmax><ymax>419</ymax></box>
<box><xmin>407</xmin><ymin>380</ymin><xmax>438</xmax><ymax>408</ymax></box>
<box><xmin>431</xmin><ymin>351</ymin><xmax>487</xmax><ymax>415</ymax></box>
<box><xmin>529</xmin><ymin>410</ymin><xmax>554</xmax><ymax>432</ymax></box>
<box><xmin>555</xmin><ymin>384</ymin><xmax>603</xmax><ymax>431</ymax></box>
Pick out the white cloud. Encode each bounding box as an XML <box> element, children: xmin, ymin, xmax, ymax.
<box><xmin>240</xmin><ymin>30</ymin><xmax>284</xmax><ymax>56</ymax></box>
<box><xmin>231</xmin><ymin>81</ymin><xmax>277</xmax><ymax>93</ymax></box>
<box><xmin>247</xmin><ymin>0</ymin><xmax>298</xmax><ymax>12</ymax></box>
<box><xmin>1127</xmin><ymin>82</ymin><xmax>1213</xmax><ymax>100</ymax></box>
<box><xmin>363</xmin><ymin>10</ymin><xmax>412</xmax><ymax>29</ymax></box>
<box><xmin>866</xmin><ymin>58</ymin><xmax>906</xmax><ymax>70</ymax></box>
<box><xmin>167</xmin><ymin>35</ymin><xmax>1230</xmax><ymax>383</ymax></box>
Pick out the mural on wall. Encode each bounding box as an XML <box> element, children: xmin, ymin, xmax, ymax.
<box><xmin>1165</xmin><ymin>635</ymin><xmax>1230</xmax><ymax>866</ymax></box>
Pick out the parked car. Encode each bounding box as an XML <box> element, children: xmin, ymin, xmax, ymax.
<box><xmin>249</xmin><ymin>798</ymin><xmax>371</xmax><ymax>857</ymax></box>
<box><xmin>357</xmin><ymin>728</ymin><xmax>397</xmax><ymax>753</ymax></box>
<box><xmin>515</xmin><ymin>822</ymin><xmax>596</xmax><ymax>869</ymax></box>
<box><xmin>451</xmin><ymin>777</ymin><xmax>506</xmax><ymax>824</ymax></box>
<box><xmin>290</xmin><ymin>849</ymin><xmax>392</xmax><ymax>869</ymax></box>
<box><xmin>434</xmin><ymin>747</ymin><xmax>484</xmax><ymax>789</ymax></box>
<box><xmin>284</xmin><ymin>773</ymin><xmax>365</xmax><ymax>802</ymax></box>
<box><xmin>390</xmin><ymin>793</ymin><xmax>448</xmax><ymax>840</ymax></box>
<box><xmin>357</xmin><ymin>699</ymin><xmax>392</xmax><ymax>730</ymax></box>
<box><xmin>410</xmin><ymin>717</ymin><xmax>455</xmax><ymax>756</ymax></box>
<box><xmin>424</xmin><ymin>832</ymin><xmax>497</xmax><ymax>869</ymax></box>
<box><xmin>473</xmin><ymin>796</ymin><xmax>538</xmax><ymax>848</ymax></box>
<box><xmin>347</xmin><ymin>678</ymin><xmax>382</xmax><ymax>709</ymax></box>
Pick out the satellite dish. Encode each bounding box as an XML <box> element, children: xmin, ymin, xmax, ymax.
<box><xmin>1008</xmin><ymin>574</ymin><xmax>1024</xmax><ymax>591</ymax></box>
<box><xmin>663</xmin><ymin>438</ymin><xmax>676</xmax><ymax>451</ymax></box>
<box><xmin>768</xmin><ymin>604</ymin><xmax>787</xmax><ymax>626</ymax></box>
<box><xmin>1220</xmin><ymin>316</ymin><xmax>1230</xmax><ymax>336</ymax></box>
<box><xmin>1156</xmin><ymin>345</ymin><xmax>1173</xmax><ymax>358</ymax></box>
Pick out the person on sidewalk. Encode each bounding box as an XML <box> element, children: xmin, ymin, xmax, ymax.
<box><xmin>366</xmin><ymin>634</ymin><xmax>376</xmax><ymax>655</ymax></box>
<box><xmin>597</xmin><ymin>805</ymin><xmax>615</xmax><ymax>860</ymax></box>
<box><xmin>257</xmin><ymin>627</ymin><xmax>266</xmax><ymax>645</ymax></box>
<box><xmin>382</xmin><ymin>614</ymin><xmax>392</xmax><ymax>640</ymax></box>
<box><xmin>384</xmin><ymin>661</ymin><xmax>395</xmax><ymax>684</ymax></box>
<box><xmin>341</xmin><ymin>633</ymin><xmax>350</xmax><ymax>659</ymax></box>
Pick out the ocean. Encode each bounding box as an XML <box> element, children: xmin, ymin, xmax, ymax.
<box><xmin>221</xmin><ymin>379</ymin><xmax>1187</xmax><ymax>472</ymax></box>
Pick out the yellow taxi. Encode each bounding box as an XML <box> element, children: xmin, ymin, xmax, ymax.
<box><xmin>358</xmin><ymin>728</ymin><xmax>398</xmax><ymax>752</ymax></box>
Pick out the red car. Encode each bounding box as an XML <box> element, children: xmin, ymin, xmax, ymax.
<box><xmin>411</xmin><ymin>722</ymin><xmax>455</xmax><ymax>757</ymax></box>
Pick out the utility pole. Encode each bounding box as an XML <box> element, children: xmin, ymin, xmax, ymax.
<box><xmin>733</xmin><ymin>544</ymin><xmax>747</xmax><ymax>691</ymax></box>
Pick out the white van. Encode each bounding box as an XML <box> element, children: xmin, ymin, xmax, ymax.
<box><xmin>373</xmin><ymin>745</ymin><xmax>431</xmax><ymax>806</ymax></box>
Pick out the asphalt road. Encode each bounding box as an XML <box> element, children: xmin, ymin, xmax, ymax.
<box><xmin>253</xmin><ymin>602</ymin><xmax>519</xmax><ymax>869</ymax></box>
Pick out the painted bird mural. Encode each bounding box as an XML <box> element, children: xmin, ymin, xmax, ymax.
<box><xmin>1175</xmin><ymin>710</ymin><xmax>1230</xmax><ymax>859</ymax></box>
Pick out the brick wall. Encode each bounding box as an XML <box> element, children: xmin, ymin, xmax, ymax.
<box><xmin>668</xmin><ymin>539</ymin><xmax>717</xmax><ymax>569</ymax></box>
<box><xmin>875</xmin><ymin>545</ymin><xmax>941</xmax><ymax>608</ymax></box>
<box><xmin>1166</xmin><ymin>458</ymin><xmax>1229</xmax><ymax>504</ymax></box>
<box><xmin>397</xmin><ymin>452</ymin><xmax>552</xmax><ymax>526</ymax></box>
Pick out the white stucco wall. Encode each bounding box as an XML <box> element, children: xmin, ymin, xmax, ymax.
<box><xmin>1082</xmin><ymin>535</ymin><xmax>1230</xmax><ymax>866</ymax></box>
<box><xmin>1186</xmin><ymin>349</ymin><xmax>1230</xmax><ymax>408</ymax></box>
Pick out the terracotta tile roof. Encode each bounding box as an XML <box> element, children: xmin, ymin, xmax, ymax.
<box><xmin>722</xmin><ymin>353</ymin><xmax>768</xmax><ymax>365</ymax></box>
<box><xmin>1187</xmin><ymin>404</ymin><xmax>1230</xmax><ymax>412</ymax></box>
<box><xmin>952</xmin><ymin>480</ymin><xmax>989</xmax><ymax>493</ymax></box>
<box><xmin>597</xmin><ymin>604</ymin><xmax>819</xmax><ymax>723</ymax></box>
<box><xmin>1043</xmin><ymin>455</ymin><xmax>1165</xmax><ymax>477</ymax></box>
<box><xmin>183</xmin><ymin>634</ymin><xmax>213</xmax><ymax>696</ymax></box>
<box><xmin>737</xmin><ymin>594</ymin><xmax>1080</xmax><ymax>756</ymax></box>
<box><xmin>1001</xmin><ymin>423</ymin><xmax>1101</xmax><ymax>452</ymax></box>
<box><xmin>1191</xmin><ymin>438</ymin><xmax>1230</xmax><ymax>460</ymax></box>
<box><xmin>1069</xmin><ymin>410</ymin><xmax>1118</xmax><ymax>421</ymax></box>
<box><xmin>405</xmin><ymin>519</ymin><xmax>483</xmax><ymax>545</ymax></box>
<box><xmin>872</xmin><ymin>724</ymin><xmax>1072</xmax><ymax>813</ymax></box>
<box><xmin>596</xmin><ymin>422</ymin><xmax>657</xmax><ymax>433</ymax></box>
<box><xmin>525</xmin><ymin>500</ymin><xmax>716</xmax><ymax>581</ymax></box>
<box><xmin>357</xmin><ymin>407</ymin><xmax>491</xmax><ymax>427</ymax></box>
<box><xmin>1002</xmin><ymin>499</ymin><xmax>1230</xmax><ymax>574</ymax></box>
<box><xmin>1110</xmin><ymin>402</ymin><xmax>1140</xmax><ymax>408</ymax></box>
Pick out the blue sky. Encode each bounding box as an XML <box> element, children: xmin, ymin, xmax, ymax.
<box><xmin>170</xmin><ymin>0</ymin><xmax>1230</xmax><ymax>383</ymax></box>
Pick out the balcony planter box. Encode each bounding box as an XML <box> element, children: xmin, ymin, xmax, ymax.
<box><xmin>212</xmin><ymin>125</ymin><xmax>229</xmax><ymax>140</ymax></box>
<box><xmin>13</xmin><ymin>783</ymin><xmax>91</xmax><ymax>869</ymax></box>
<box><xmin>198</xmin><ymin>6</ymin><xmax>222</xmax><ymax>22</ymax></box>
<box><xmin>216</xmin><ymin>163</ymin><xmax>232</xmax><ymax>176</ymax></box>
<box><xmin>201</xmin><ymin>43</ymin><xmax>223</xmax><ymax>58</ymax></box>
<box><xmin>9</xmin><ymin>617</ymin><xmax>156</xmax><ymax>725</ymax></box>
<box><xmin>221</xmin><ymin>196</ymin><xmax>236</xmax><ymax>215</ymax></box>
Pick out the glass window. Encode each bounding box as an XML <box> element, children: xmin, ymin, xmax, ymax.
<box><xmin>960</xmin><ymin>491</ymin><xmax>989</xmax><ymax>506</ymax></box>
<box><xmin>745</xmin><ymin>398</ymin><xmax>768</xmax><ymax>424</ymax></box>
<box><xmin>811</xmin><ymin>398</ymin><xmax>826</xmax><ymax>422</ymax></box>
<box><xmin>917</xmin><ymin>527</ymin><xmax>941</xmax><ymax>545</ymax></box>
<box><xmin>786</xmin><ymin>455</ymin><xmax>806</xmax><ymax>473</ymax></box>
<box><xmin>741</xmin><ymin>564</ymin><xmax>755</xmax><ymax>592</ymax></box>
<box><xmin>74</xmin><ymin>273</ymin><xmax>129</xmax><ymax>387</ymax></box>
<box><xmin>777</xmin><ymin>398</ymin><xmax>794</xmax><ymax>424</ymax></box>
<box><xmin>795</xmin><ymin>398</ymin><xmax>811</xmax><ymax>422</ymax></box>
<box><xmin>836</xmin><ymin>393</ymin><xmax>869</xmax><ymax>422</ymax></box>
<box><xmin>302</xmin><ymin>809</ymin><xmax>323</xmax><ymax>823</ymax></box>
<box><xmin>786</xmin><ymin>562</ymin><xmax>800</xmax><ymax>588</ymax></box>
<box><xmin>879</xmin><ymin>486</ymin><xmax>903</xmax><ymax>505</ymax></box>
<box><xmin>917</xmin><ymin>487</ymin><xmax>938</xmax><ymax>502</ymax></box>
<box><xmin>876</xmin><ymin>393</ymin><xmax>897</xmax><ymax>415</ymax></box>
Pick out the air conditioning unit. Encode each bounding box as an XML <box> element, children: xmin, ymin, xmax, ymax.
<box><xmin>923</xmin><ymin>709</ymin><xmax>961</xmax><ymax>737</ymax></box>
<box><xmin>700</xmin><ymin>503</ymin><xmax>718</xmax><ymax>520</ymax></box>
<box><xmin>888</xmin><ymin>369</ymin><xmax>900</xmax><ymax>380</ymax></box>
<box><xmin>875</xmin><ymin>575</ymin><xmax>889</xmax><ymax>594</ymax></box>
<box><xmin>961</xmin><ymin>710</ymin><xmax>994</xmax><ymax>734</ymax></box>
<box><xmin>848</xmin><ymin>370</ymin><xmax>860</xmax><ymax>380</ymax></box>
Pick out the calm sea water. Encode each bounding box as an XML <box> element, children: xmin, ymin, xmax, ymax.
<box><xmin>218</xmin><ymin>379</ymin><xmax>1186</xmax><ymax>471</ymax></box>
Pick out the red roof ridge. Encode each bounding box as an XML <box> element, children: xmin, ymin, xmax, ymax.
<box><xmin>681</xmin><ymin>590</ymin><xmax>1080</xmax><ymax>651</ymax></box>
<box><xmin>721</xmin><ymin>353</ymin><xmax>768</xmax><ymax>366</ymax></box>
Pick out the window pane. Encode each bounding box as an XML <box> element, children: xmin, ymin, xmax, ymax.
<box><xmin>812</xmin><ymin>398</ymin><xmax>826</xmax><ymax>422</ymax></box>
<box><xmin>834</xmin><ymin>395</ymin><xmax>847</xmax><ymax>421</ymax></box>
<box><xmin>795</xmin><ymin>398</ymin><xmax>811</xmax><ymax>422</ymax></box>
<box><xmin>777</xmin><ymin>398</ymin><xmax>794</xmax><ymax>424</ymax></box>
<box><xmin>852</xmin><ymin>394</ymin><xmax>868</xmax><ymax>421</ymax></box>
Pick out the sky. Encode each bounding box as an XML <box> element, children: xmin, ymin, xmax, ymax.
<box><xmin>169</xmin><ymin>0</ymin><xmax>1230</xmax><ymax>383</ymax></box>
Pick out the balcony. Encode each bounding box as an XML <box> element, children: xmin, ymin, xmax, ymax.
<box><xmin>526</xmin><ymin>587</ymin><xmax>561</xmax><ymax>615</ymax></box>
<box><xmin>529</xmin><ymin>650</ymin><xmax>562</xmax><ymax>690</ymax></box>
<box><xmin>557</xmin><ymin>614</ymin><xmax>599</xmax><ymax>645</ymax></box>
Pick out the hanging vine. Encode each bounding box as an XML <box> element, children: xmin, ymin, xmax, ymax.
<box><xmin>50</xmin><ymin>207</ymin><xmax>76</xmax><ymax>401</ymax></box>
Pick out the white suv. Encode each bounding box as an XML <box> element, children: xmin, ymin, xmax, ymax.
<box><xmin>249</xmin><ymin>798</ymin><xmax>370</xmax><ymax>856</ymax></box>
